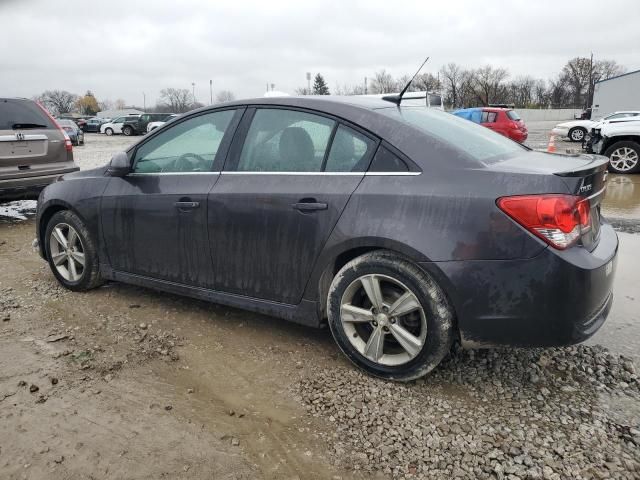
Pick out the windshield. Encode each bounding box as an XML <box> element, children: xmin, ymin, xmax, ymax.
<box><xmin>0</xmin><ymin>98</ymin><xmax>55</xmax><ymax>130</ymax></box>
<box><xmin>380</xmin><ymin>107</ymin><xmax>526</xmax><ymax>164</ymax></box>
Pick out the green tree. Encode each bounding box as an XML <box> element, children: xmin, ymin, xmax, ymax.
<box><xmin>312</xmin><ymin>74</ymin><xmax>330</xmax><ymax>95</ymax></box>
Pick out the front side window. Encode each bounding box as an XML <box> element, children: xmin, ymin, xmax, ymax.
<box><xmin>324</xmin><ymin>125</ymin><xmax>375</xmax><ymax>172</ymax></box>
<box><xmin>133</xmin><ymin>110</ymin><xmax>235</xmax><ymax>173</ymax></box>
<box><xmin>236</xmin><ymin>109</ymin><xmax>334</xmax><ymax>172</ymax></box>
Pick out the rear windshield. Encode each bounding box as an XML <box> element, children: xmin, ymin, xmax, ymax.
<box><xmin>506</xmin><ymin>110</ymin><xmax>521</xmax><ymax>120</ymax></box>
<box><xmin>380</xmin><ymin>107</ymin><xmax>526</xmax><ymax>164</ymax></box>
<box><xmin>0</xmin><ymin>98</ymin><xmax>55</xmax><ymax>130</ymax></box>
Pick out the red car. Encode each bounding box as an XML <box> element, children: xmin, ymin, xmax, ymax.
<box><xmin>452</xmin><ymin>107</ymin><xmax>528</xmax><ymax>143</ymax></box>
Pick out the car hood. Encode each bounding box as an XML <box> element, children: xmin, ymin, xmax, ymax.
<box><xmin>555</xmin><ymin>120</ymin><xmax>594</xmax><ymax>129</ymax></box>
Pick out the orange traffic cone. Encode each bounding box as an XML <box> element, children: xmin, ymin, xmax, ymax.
<box><xmin>547</xmin><ymin>132</ymin><xmax>557</xmax><ymax>153</ymax></box>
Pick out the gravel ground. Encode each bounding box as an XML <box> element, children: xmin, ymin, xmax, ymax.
<box><xmin>1</xmin><ymin>124</ymin><xmax>639</xmax><ymax>480</ymax></box>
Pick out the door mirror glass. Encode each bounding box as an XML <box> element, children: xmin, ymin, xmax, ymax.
<box><xmin>107</xmin><ymin>151</ymin><xmax>131</xmax><ymax>177</ymax></box>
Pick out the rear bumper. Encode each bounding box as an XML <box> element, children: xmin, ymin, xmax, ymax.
<box><xmin>0</xmin><ymin>166</ymin><xmax>79</xmax><ymax>201</ymax></box>
<box><xmin>425</xmin><ymin>223</ymin><xmax>618</xmax><ymax>348</ymax></box>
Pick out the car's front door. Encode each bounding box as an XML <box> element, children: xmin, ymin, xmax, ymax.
<box><xmin>208</xmin><ymin>107</ymin><xmax>377</xmax><ymax>304</ymax></box>
<box><xmin>101</xmin><ymin>108</ymin><xmax>242</xmax><ymax>287</ymax></box>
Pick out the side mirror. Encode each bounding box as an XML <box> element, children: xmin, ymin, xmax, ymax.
<box><xmin>106</xmin><ymin>152</ymin><xmax>131</xmax><ymax>177</ymax></box>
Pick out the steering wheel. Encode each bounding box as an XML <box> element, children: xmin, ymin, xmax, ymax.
<box><xmin>173</xmin><ymin>153</ymin><xmax>206</xmax><ymax>172</ymax></box>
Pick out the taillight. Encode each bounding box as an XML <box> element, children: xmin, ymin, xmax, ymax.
<box><xmin>497</xmin><ymin>194</ymin><xmax>591</xmax><ymax>249</ymax></box>
<box><xmin>35</xmin><ymin>102</ymin><xmax>72</xmax><ymax>151</ymax></box>
<box><xmin>62</xmin><ymin>132</ymin><xmax>73</xmax><ymax>152</ymax></box>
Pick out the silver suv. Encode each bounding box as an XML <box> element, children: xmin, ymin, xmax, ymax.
<box><xmin>0</xmin><ymin>98</ymin><xmax>79</xmax><ymax>202</ymax></box>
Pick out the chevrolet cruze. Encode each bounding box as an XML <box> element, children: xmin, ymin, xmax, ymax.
<box><xmin>36</xmin><ymin>96</ymin><xmax>618</xmax><ymax>380</ymax></box>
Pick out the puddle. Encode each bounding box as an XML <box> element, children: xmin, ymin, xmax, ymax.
<box><xmin>0</xmin><ymin>200</ymin><xmax>37</xmax><ymax>222</ymax></box>
<box><xmin>602</xmin><ymin>174</ymin><xmax>640</xmax><ymax>220</ymax></box>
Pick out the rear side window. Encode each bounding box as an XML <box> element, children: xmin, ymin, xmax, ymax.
<box><xmin>368</xmin><ymin>145</ymin><xmax>409</xmax><ymax>172</ymax></box>
<box><xmin>0</xmin><ymin>99</ymin><xmax>54</xmax><ymax>130</ymax></box>
<box><xmin>236</xmin><ymin>109</ymin><xmax>335</xmax><ymax>172</ymax></box>
<box><xmin>381</xmin><ymin>108</ymin><xmax>526</xmax><ymax>164</ymax></box>
<box><xmin>482</xmin><ymin>111</ymin><xmax>498</xmax><ymax>123</ymax></box>
<box><xmin>324</xmin><ymin>125</ymin><xmax>375</xmax><ymax>172</ymax></box>
<box><xmin>506</xmin><ymin>110</ymin><xmax>521</xmax><ymax>121</ymax></box>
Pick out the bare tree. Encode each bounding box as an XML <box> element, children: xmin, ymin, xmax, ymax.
<box><xmin>98</xmin><ymin>99</ymin><xmax>114</xmax><ymax>112</ymax></box>
<box><xmin>37</xmin><ymin>90</ymin><xmax>79</xmax><ymax>115</ymax></box>
<box><xmin>562</xmin><ymin>57</ymin><xmax>592</xmax><ymax>107</ymax></box>
<box><xmin>369</xmin><ymin>70</ymin><xmax>397</xmax><ymax>94</ymax></box>
<box><xmin>333</xmin><ymin>83</ymin><xmax>365</xmax><ymax>96</ymax></box>
<box><xmin>159</xmin><ymin>88</ymin><xmax>192</xmax><ymax>113</ymax></box>
<box><xmin>471</xmin><ymin>66</ymin><xmax>509</xmax><ymax>105</ymax></box>
<box><xmin>440</xmin><ymin>63</ymin><xmax>464</xmax><ymax>108</ymax></box>
<box><xmin>215</xmin><ymin>90</ymin><xmax>236</xmax><ymax>103</ymax></box>
<box><xmin>114</xmin><ymin>99</ymin><xmax>127</xmax><ymax>110</ymax></box>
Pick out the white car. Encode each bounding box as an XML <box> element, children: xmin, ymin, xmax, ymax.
<box><xmin>146</xmin><ymin>114</ymin><xmax>178</xmax><ymax>133</ymax></box>
<box><xmin>100</xmin><ymin>115</ymin><xmax>140</xmax><ymax>136</ymax></box>
<box><xmin>588</xmin><ymin>120</ymin><xmax>640</xmax><ymax>173</ymax></box>
<box><xmin>552</xmin><ymin>111</ymin><xmax>640</xmax><ymax>143</ymax></box>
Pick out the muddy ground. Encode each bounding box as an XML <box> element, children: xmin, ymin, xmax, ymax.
<box><xmin>1</xmin><ymin>124</ymin><xmax>639</xmax><ymax>479</ymax></box>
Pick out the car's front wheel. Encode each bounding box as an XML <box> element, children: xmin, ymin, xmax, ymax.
<box><xmin>569</xmin><ymin>127</ymin><xmax>586</xmax><ymax>142</ymax></box>
<box><xmin>327</xmin><ymin>251</ymin><xmax>455</xmax><ymax>381</ymax></box>
<box><xmin>45</xmin><ymin>210</ymin><xmax>103</xmax><ymax>291</ymax></box>
<box><xmin>605</xmin><ymin>141</ymin><xmax>640</xmax><ymax>174</ymax></box>
<box><xmin>105</xmin><ymin>128</ymin><xmax>113</xmax><ymax>136</ymax></box>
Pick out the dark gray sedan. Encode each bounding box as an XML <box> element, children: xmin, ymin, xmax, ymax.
<box><xmin>35</xmin><ymin>96</ymin><xmax>617</xmax><ymax>380</ymax></box>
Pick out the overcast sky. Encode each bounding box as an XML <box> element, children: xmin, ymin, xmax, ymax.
<box><xmin>1</xmin><ymin>0</ymin><xmax>638</xmax><ymax>107</ymax></box>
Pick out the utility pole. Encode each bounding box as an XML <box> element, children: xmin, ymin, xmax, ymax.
<box><xmin>191</xmin><ymin>82</ymin><xmax>196</xmax><ymax>104</ymax></box>
<box><xmin>306</xmin><ymin>72</ymin><xmax>311</xmax><ymax>95</ymax></box>
<box><xmin>209</xmin><ymin>79</ymin><xmax>213</xmax><ymax>105</ymax></box>
<box><xmin>588</xmin><ymin>52</ymin><xmax>594</xmax><ymax>109</ymax></box>
<box><xmin>364</xmin><ymin>77</ymin><xmax>367</xmax><ymax>95</ymax></box>
<box><xmin>143</xmin><ymin>92</ymin><xmax>146</xmax><ymax>112</ymax></box>
<box><xmin>270</xmin><ymin>83</ymin><xmax>275</xmax><ymax>92</ymax></box>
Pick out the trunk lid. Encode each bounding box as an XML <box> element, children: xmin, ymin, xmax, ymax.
<box><xmin>490</xmin><ymin>151</ymin><xmax>609</xmax><ymax>251</ymax></box>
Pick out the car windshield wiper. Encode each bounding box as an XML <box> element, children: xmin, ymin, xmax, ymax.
<box><xmin>12</xmin><ymin>123</ymin><xmax>48</xmax><ymax>129</ymax></box>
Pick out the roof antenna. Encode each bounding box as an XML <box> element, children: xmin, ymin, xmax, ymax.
<box><xmin>382</xmin><ymin>57</ymin><xmax>430</xmax><ymax>106</ymax></box>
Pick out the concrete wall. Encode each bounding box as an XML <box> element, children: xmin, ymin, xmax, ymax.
<box><xmin>591</xmin><ymin>70</ymin><xmax>640</xmax><ymax>119</ymax></box>
<box><xmin>516</xmin><ymin>109</ymin><xmax>581</xmax><ymax>122</ymax></box>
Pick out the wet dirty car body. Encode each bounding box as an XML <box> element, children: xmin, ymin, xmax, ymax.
<box><xmin>35</xmin><ymin>96</ymin><xmax>618</xmax><ymax>379</ymax></box>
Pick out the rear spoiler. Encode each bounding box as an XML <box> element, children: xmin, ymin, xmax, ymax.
<box><xmin>553</xmin><ymin>155</ymin><xmax>609</xmax><ymax>177</ymax></box>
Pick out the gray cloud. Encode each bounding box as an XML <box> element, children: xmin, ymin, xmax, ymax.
<box><xmin>1</xmin><ymin>0</ymin><xmax>638</xmax><ymax>106</ymax></box>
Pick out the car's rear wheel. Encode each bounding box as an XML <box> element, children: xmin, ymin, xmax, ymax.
<box><xmin>122</xmin><ymin>126</ymin><xmax>133</xmax><ymax>136</ymax></box>
<box><xmin>105</xmin><ymin>128</ymin><xmax>113</xmax><ymax>136</ymax></box>
<box><xmin>327</xmin><ymin>251</ymin><xmax>455</xmax><ymax>381</ymax></box>
<box><xmin>45</xmin><ymin>210</ymin><xmax>103</xmax><ymax>291</ymax></box>
<box><xmin>569</xmin><ymin>127</ymin><xmax>586</xmax><ymax>142</ymax></box>
<box><xmin>605</xmin><ymin>141</ymin><xmax>640</xmax><ymax>174</ymax></box>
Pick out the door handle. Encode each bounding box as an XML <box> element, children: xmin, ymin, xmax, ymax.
<box><xmin>292</xmin><ymin>201</ymin><xmax>328</xmax><ymax>212</ymax></box>
<box><xmin>174</xmin><ymin>201</ymin><xmax>200</xmax><ymax>209</ymax></box>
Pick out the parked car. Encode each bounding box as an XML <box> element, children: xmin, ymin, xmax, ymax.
<box><xmin>552</xmin><ymin>111</ymin><xmax>640</xmax><ymax>143</ymax></box>
<box><xmin>36</xmin><ymin>96</ymin><xmax>617</xmax><ymax>381</ymax></box>
<box><xmin>0</xmin><ymin>97</ymin><xmax>78</xmax><ymax>202</ymax></box>
<box><xmin>585</xmin><ymin>120</ymin><xmax>640</xmax><ymax>173</ymax></box>
<box><xmin>122</xmin><ymin>113</ymin><xmax>175</xmax><ymax>136</ymax></box>
<box><xmin>57</xmin><ymin>115</ymin><xmax>86</xmax><ymax>131</ymax></box>
<box><xmin>100</xmin><ymin>115</ymin><xmax>140</xmax><ymax>135</ymax></box>
<box><xmin>57</xmin><ymin>119</ymin><xmax>84</xmax><ymax>146</ymax></box>
<box><xmin>83</xmin><ymin>117</ymin><xmax>107</xmax><ymax>133</ymax></box>
<box><xmin>452</xmin><ymin>107</ymin><xmax>528</xmax><ymax>142</ymax></box>
<box><xmin>146</xmin><ymin>114</ymin><xmax>178</xmax><ymax>133</ymax></box>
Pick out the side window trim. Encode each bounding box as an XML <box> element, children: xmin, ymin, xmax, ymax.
<box><xmin>367</xmin><ymin>141</ymin><xmax>422</xmax><ymax>174</ymax></box>
<box><xmin>130</xmin><ymin>107</ymin><xmax>244</xmax><ymax>173</ymax></box>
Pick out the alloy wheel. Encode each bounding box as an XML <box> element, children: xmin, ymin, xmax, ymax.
<box><xmin>610</xmin><ymin>147</ymin><xmax>639</xmax><ymax>172</ymax></box>
<box><xmin>49</xmin><ymin>223</ymin><xmax>86</xmax><ymax>282</ymax></box>
<box><xmin>570</xmin><ymin>129</ymin><xmax>584</xmax><ymax>141</ymax></box>
<box><xmin>340</xmin><ymin>274</ymin><xmax>427</xmax><ymax>366</ymax></box>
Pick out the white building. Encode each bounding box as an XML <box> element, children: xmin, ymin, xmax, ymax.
<box><xmin>591</xmin><ymin>69</ymin><xmax>640</xmax><ymax>118</ymax></box>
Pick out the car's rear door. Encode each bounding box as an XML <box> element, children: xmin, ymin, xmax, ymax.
<box><xmin>0</xmin><ymin>98</ymin><xmax>69</xmax><ymax>180</ymax></box>
<box><xmin>208</xmin><ymin>107</ymin><xmax>377</xmax><ymax>304</ymax></box>
<box><xmin>100</xmin><ymin>108</ymin><xmax>243</xmax><ymax>287</ymax></box>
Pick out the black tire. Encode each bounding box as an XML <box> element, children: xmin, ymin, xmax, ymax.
<box><xmin>44</xmin><ymin>210</ymin><xmax>103</xmax><ymax>291</ymax></box>
<box><xmin>604</xmin><ymin>141</ymin><xmax>640</xmax><ymax>174</ymax></box>
<box><xmin>327</xmin><ymin>251</ymin><xmax>455</xmax><ymax>381</ymax></box>
<box><xmin>568</xmin><ymin>127</ymin><xmax>586</xmax><ymax>142</ymax></box>
<box><xmin>122</xmin><ymin>126</ymin><xmax>133</xmax><ymax>136</ymax></box>
<box><xmin>105</xmin><ymin>128</ymin><xmax>113</xmax><ymax>136</ymax></box>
